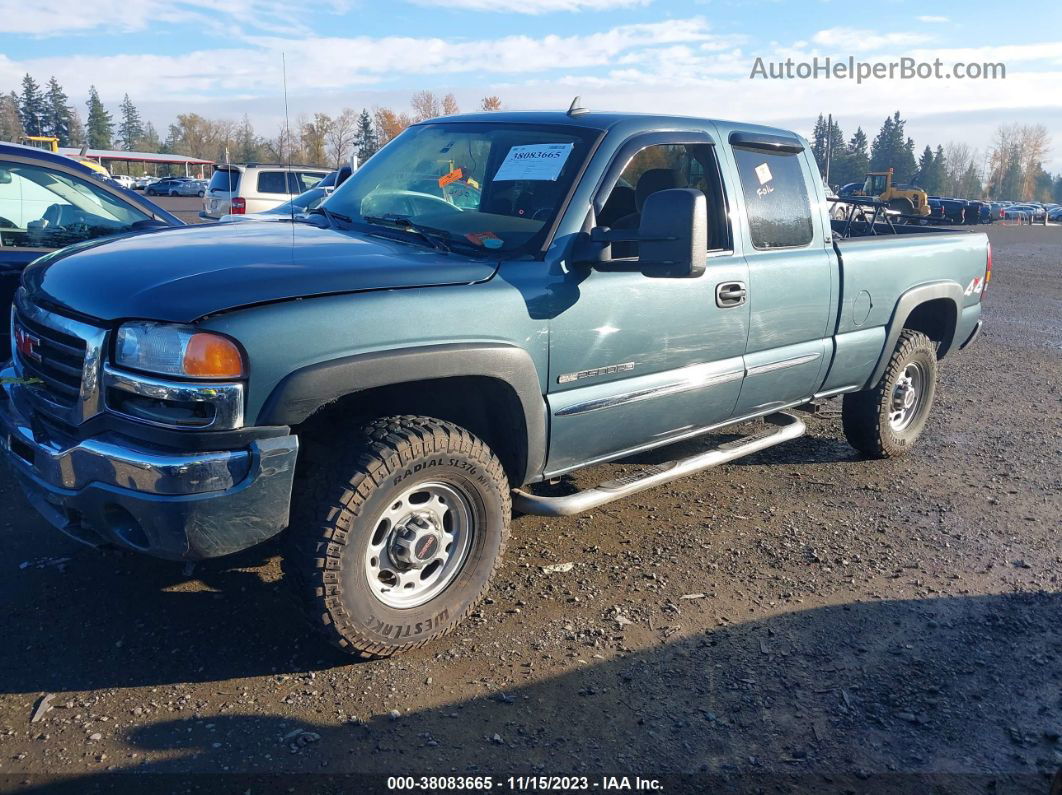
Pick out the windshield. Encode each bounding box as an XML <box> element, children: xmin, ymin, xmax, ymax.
<box><xmin>0</xmin><ymin>162</ymin><xmax>152</xmax><ymax>249</ymax></box>
<box><xmin>325</xmin><ymin>121</ymin><xmax>599</xmax><ymax>254</ymax></box>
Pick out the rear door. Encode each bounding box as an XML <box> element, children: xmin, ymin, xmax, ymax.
<box><xmin>206</xmin><ymin>168</ymin><xmax>240</xmax><ymax>217</ymax></box>
<box><xmin>248</xmin><ymin>170</ymin><xmax>292</xmax><ymax>213</ymax></box>
<box><xmin>720</xmin><ymin>130</ymin><xmax>833</xmax><ymax>416</ymax></box>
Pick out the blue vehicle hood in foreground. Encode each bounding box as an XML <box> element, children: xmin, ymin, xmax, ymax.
<box><xmin>23</xmin><ymin>220</ymin><xmax>498</xmax><ymax>324</ymax></box>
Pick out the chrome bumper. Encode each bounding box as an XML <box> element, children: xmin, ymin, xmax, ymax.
<box><xmin>1</xmin><ymin>367</ymin><xmax>298</xmax><ymax>560</ymax></box>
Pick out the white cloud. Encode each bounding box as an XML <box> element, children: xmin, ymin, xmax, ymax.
<box><xmin>412</xmin><ymin>0</ymin><xmax>648</xmax><ymax>11</ymax></box>
<box><xmin>916</xmin><ymin>15</ymin><xmax>950</xmax><ymax>23</ymax></box>
<box><xmin>0</xmin><ymin>18</ymin><xmax>729</xmax><ymax>99</ymax></box>
<box><xmin>2</xmin><ymin>14</ymin><xmax>1061</xmax><ymax>170</ymax></box>
<box><xmin>0</xmin><ymin>0</ymin><xmax>349</xmax><ymax>36</ymax></box>
<box><xmin>811</xmin><ymin>27</ymin><xmax>933</xmax><ymax>51</ymax></box>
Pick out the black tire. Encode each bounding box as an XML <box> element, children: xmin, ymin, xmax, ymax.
<box><xmin>888</xmin><ymin>198</ymin><xmax>915</xmax><ymax>216</ymax></box>
<box><xmin>286</xmin><ymin>416</ymin><xmax>510</xmax><ymax>658</ymax></box>
<box><xmin>169</xmin><ymin>190</ymin><xmax>178</xmax><ymax>197</ymax></box>
<box><xmin>842</xmin><ymin>330</ymin><xmax>938</xmax><ymax>459</ymax></box>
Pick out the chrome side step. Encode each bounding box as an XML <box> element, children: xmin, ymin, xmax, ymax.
<box><xmin>512</xmin><ymin>412</ymin><xmax>806</xmax><ymax>517</ymax></box>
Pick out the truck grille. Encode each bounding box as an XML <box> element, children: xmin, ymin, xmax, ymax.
<box><xmin>11</xmin><ymin>290</ymin><xmax>106</xmax><ymax>425</ymax></box>
<box><xmin>14</xmin><ymin>311</ymin><xmax>87</xmax><ymax>409</ymax></box>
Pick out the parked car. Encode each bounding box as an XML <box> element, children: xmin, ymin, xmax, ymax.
<box><xmin>200</xmin><ymin>163</ymin><xmax>330</xmax><ymax>219</ymax></box>
<box><xmin>145</xmin><ymin>177</ymin><xmax>196</xmax><ymax>196</ymax></box>
<box><xmin>110</xmin><ymin>174</ymin><xmax>135</xmax><ymax>189</ymax></box>
<box><xmin>132</xmin><ymin>176</ymin><xmax>158</xmax><ymax>191</ymax></box>
<box><xmin>925</xmin><ymin>197</ymin><xmax>948</xmax><ymax>224</ymax></box>
<box><xmin>173</xmin><ymin>179</ymin><xmax>208</xmax><ymax>197</ymax></box>
<box><xmin>931</xmin><ymin>196</ymin><xmax>966</xmax><ymax>224</ymax></box>
<box><xmin>1047</xmin><ymin>207</ymin><xmax>1062</xmax><ymax>223</ymax></box>
<box><xmin>0</xmin><ymin>142</ymin><xmax>182</xmax><ymax>357</ymax></box>
<box><xmin>2</xmin><ymin>112</ymin><xmax>989</xmax><ymax>658</ymax></box>
<box><xmin>219</xmin><ymin>166</ymin><xmax>353</xmax><ymax>222</ymax></box>
<box><xmin>1003</xmin><ymin>204</ymin><xmax>1045</xmax><ymax>223</ymax></box>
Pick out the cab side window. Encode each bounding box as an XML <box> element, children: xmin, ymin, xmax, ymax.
<box><xmin>598</xmin><ymin>143</ymin><xmax>730</xmax><ymax>257</ymax></box>
<box><xmin>0</xmin><ymin>161</ymin><xmax>150</xmax><ymax>250</ymax></box>
<box><xmin>732</xmin><ymin>147</ymin><xmax>814</xmax><ymax>249</ymax></box>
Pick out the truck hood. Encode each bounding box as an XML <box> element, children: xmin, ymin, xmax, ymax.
<box><xmin>22</xmin><ymin>220</ymin><xmax>499</xmax><ymax>324</ymax></box>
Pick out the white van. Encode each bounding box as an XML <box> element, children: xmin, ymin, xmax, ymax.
<box><xmin>201</xmin><ymin>163</ymin><xmax>329</xmax><ymax>220</ymax></box>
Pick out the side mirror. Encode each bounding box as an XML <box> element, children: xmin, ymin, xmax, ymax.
<box><xmin>336</xmin><ymin>165</ymin><xmax>353</xmax><ymax>187</ymax></box>
<box><xmin>637</xmin><ymin>188</ymin><xmax>706</xmax><ymax>278</ymax></box>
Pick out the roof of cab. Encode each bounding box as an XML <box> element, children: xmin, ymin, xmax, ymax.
<box><xmin>414</xmin><ymin>110</ymin><xmax>801</xmax><ymax>140</ymax></box>
<box><xmin>0</xmin><ymin>140</ymin><xmax>184</xmax><ymax>226</ymax></box>
<box><xmin>0</xmin><ymin>140</ymin><xmax>107</xmax><ymax>177</ymax></box>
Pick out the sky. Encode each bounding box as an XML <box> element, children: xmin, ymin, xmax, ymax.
<box><xmin>2</xmin><ymin>0</ymin><xmax>1061</xmax><ymax>170</ymax></box>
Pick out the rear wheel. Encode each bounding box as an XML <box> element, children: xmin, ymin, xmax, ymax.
<box><xmin>285</xmin><ymin>416</ymin><xmax>510</xmax><ymax>658</ymax></box>
<box><xmin>888</xmin><ymin>198</ymin><xmax>915</xmax><ymax>218</ymax></box>
<box><xmin>842</xmin><ymin>330</ymin><xmax>938</xmax><ymax>458</ymax></box>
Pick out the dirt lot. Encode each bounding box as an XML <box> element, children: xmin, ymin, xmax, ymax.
<box><xmin>147</xmin><ymin>195</ymin><xmax>204</xmax><ymax>224</ymax></box>
<box><xmin>0</xmin><ymin>224</ymin><xmax>1058</xmax><ymax>794</ymax></box>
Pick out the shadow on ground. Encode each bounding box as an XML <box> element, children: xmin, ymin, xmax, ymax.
<box><xmin>15</xmin><ymin>592</ymin><xmax>1061</xmax><ymax>794</ymax></box>
<box><xmin>0</xmin><ymin>540</ymin><xmax>351</xmax><ymax>694</ymax></box>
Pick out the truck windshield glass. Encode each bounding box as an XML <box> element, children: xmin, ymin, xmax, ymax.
<box><xmin>325</xmin><ymin>122</ymin><xmax>598</xmax><ymax>254</ymax></box>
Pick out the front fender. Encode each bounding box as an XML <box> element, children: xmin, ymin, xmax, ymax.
<box><xmin>256</xmin><ymin>342</ymin><xmax>547</xmax><ymax>483</ymax></box>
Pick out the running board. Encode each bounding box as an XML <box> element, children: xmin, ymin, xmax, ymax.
<box><xmin>512</xmin><ymin>412</ymin><xmax>806</xmax><ymax>517</ymax></box>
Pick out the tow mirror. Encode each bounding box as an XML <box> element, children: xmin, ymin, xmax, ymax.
<box><xmin>573</xmin><ymin>188</ymin><xmax>706</xmax><ymax>278</ymax></box>
<box><xmin>636</xmin><ymin>189</ymin><xmax>706</xmax><ymax>278</ymax></box>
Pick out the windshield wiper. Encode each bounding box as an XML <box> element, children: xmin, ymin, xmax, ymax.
<box><xmin>308</xmin><ymin>206</ymin><xmax>352</xmax><ymax>227</ymax></box>
<box><xmin>362</xmin><ymin>214</ymin><xmax>452</xmax><ymax>253</ymax></box>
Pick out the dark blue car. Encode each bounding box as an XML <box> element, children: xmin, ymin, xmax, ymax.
<box><xmin>0</xmin><ymin>142</ymin><xmax>182</xmax><ymax>357</ymax></box>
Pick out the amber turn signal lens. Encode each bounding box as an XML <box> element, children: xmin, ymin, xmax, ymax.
<box><xmin>182</xmin><ymin>333</ymin><xmax>245</xmax><ymax>378</ymax></box>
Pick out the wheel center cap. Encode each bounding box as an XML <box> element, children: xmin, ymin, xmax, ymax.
<box><xmin>391</xmin><ymin>515</ymin><xmax>442</xmax><ymax>569</ymax></box>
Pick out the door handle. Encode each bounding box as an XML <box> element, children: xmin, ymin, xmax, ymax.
<box><xmin>716</xmin><ymin>281</ymin><xmax>747</xmax><ymax>308</ymax></box>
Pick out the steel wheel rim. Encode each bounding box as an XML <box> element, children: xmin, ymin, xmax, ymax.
<box><xmin>364</xmin><ymin>480</ymin><xmax>474</xmax><ymax>609</ymax></box>
<box><xmin>889</xmin><ymin>361</ymin><xmax>924</xmax><ymax>431</ymax></box>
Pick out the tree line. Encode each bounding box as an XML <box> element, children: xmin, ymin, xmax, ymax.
<box><xmin>3</xmin><ymin>77</ymin><xmax>1057</xmax><ymax>201</ymax></box>
<box><xmin>1</xmin><ymin>75</ymin><xmax>504</xmax><ymax>176</ymax></box>
<box><xmin>811</xmin><ymin>110</ymin><xmax>1061</xmax><ymax>203</ymax></box>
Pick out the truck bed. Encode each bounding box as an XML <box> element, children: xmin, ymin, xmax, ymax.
<box><xmin>816</xmin><ymin>229</ymin><xmax>989</xmax><ymax>396</ymax></box>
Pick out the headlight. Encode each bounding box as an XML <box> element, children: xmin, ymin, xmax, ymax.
<box><xmin>115</xmin><ymin>322</ymin><xmax>245</xmax><ymax>379</ymax></box>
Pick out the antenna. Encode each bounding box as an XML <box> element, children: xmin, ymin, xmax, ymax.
<box><xmin>282</xmin><ymin>52</ymin><xmax>295</xmax><ymax>226</ymax></box>
<box><xmin>567</xmin><ymin>96</ymin><xmax>588</xmax><ymax>117</ymax></box>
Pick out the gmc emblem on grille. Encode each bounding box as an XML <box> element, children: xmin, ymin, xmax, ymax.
<box><xmin>14</xmin><ymin>325</ymin><xmax>41</xmax><ymax>363</ymax></box>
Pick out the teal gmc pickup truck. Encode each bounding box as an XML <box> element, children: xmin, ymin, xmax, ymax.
<box><xmin>1</xmin><ymin>110</ymin><xmax>989</xmax><ymax>657</ymax></box>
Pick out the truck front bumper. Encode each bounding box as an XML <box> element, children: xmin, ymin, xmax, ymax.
<box><xmin>0</xmin><ymin>368</ymin><xmax>298</xmax><ymax>560</ymax></box>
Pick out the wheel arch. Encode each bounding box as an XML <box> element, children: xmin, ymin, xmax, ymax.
<box><xmin>257</xmin><ymin>343</ymin><xmax>547</xmax><ymax>486</ymax></box>
<box><xmin>864</xmin><ymin>282</ymin><xmax>962</xmax><ymax>389</ymax></box>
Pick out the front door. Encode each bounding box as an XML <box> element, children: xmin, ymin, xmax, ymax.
<box><xmin>544</xmin><ymin>135</ymin><xmax>750</xmax><ymax>475</ymax></box>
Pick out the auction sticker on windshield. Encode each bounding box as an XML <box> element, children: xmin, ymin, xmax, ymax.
<box><xmin>494</xmin><ymin>143</ymin><xmax>574</xmax><ymax>182</ymax></box>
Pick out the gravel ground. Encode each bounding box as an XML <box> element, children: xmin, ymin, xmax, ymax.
<box><xmin>0</xmin><ymin>224</ymin><xmax>1058</xmax><ymax>794</ymax></box>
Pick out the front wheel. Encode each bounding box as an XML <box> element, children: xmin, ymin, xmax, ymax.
<box><xmin>286</xmin><ymin>416</ymin><xmax>510</xmax><ymax>658</ymax></box>
<box><xmin>842</xmin><ymin>330</ymin><xmax>938</xmax><ymax>458</ymax></box>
